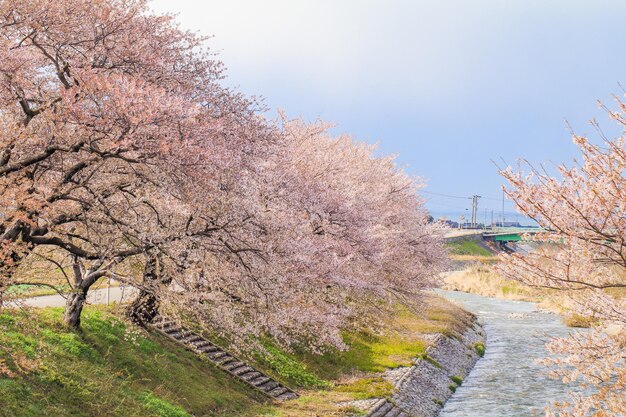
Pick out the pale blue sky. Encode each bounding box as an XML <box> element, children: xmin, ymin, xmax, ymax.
<box><xmin>151</xmin><ymin>0</ymin><xmax>626</xmax><ymax>223</ymax></box>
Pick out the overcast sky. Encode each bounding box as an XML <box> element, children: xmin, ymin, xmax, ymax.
<box><xmin>151</xmin><ymin>0</ymin><xmax>626</xmax><ymax>222</ymax></box>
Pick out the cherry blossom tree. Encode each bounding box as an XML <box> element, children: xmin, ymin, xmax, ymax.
<box><xmin>167</xmin><ymin>117</ymin><xmax>447</xmax><ymax>352</ymax></box>
<box><xmin>0</xmin><ymin>0</ymin><xmax>263</xmax><ymax>326</ymax></box>
<box><xmin>498</xmin><ymin>109</ymin><xmax>626</xmax><ymax>416</ymax></box>
<box><xmin>0</xmin><ymin>0</ymin><xmax>446</xmax><ymax>352</ymax></box>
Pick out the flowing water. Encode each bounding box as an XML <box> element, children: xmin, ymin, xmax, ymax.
<box><xmin>438</xmin><ymin>290</ymin><xmax>583</xmax><ymax>417</ymax></box>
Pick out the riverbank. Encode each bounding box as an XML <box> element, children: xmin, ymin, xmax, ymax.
<box><xmin>442</xmin><ymin>266</ymin><xmax>541</xmax><ymax>302</ymax></box>
<box><xmin>0</xmin><ymin>294</ymin><xmax>474</xmax><ymax>417</ymax></box>
<box><xmin>344</xmin><ymin>310</ymin><xmax>485</xmax><ymax>417</ymax></box>
<box><xmin>441</xmin><ymin>265</ymin><xmax>602</xmax><ymax>328</ymax></box>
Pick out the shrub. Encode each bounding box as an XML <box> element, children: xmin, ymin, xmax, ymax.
<box><xmin>450</xmin><ymin>375</ymin><xmax>463</xmax><ymax>385</ymax></box>
<box><xmin>473</xmin><ymin>342</ymin><xmax>485</xmax><ymax>357</ymax></box>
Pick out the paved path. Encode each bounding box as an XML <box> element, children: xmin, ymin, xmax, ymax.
<box><xmin>7</xmin><ymin>284</ymin><xmax>138</xmax><ymax>308</ymax></box>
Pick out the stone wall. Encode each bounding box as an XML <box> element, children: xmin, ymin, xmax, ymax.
<box><xmin>346</xmin><ymin>319</ymin><xmax>485</xmax><ymax>417</ymax></box>
<box><xmin>387</xmin><ymin>321</ymin><xmax>485</xmax><ymax>416</ymax></box>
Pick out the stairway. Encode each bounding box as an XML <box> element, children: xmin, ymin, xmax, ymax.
<box><xmin>149</xmin><ymin>315</ymin><xmax>299</xmax><ymax>401</ymax></box>
<box><xmin>365</xmin><ymin>399</ymin><xmax>409</xmax><ymax>417</ymax></box>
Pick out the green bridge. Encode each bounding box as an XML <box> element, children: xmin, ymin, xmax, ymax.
<box><xmin>482</xmin><ymin>227</ymin><xmax>547</xmax><ymax>242</ymax></box>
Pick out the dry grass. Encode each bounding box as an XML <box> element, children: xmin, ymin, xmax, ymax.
<box><xmin>442</xmin><ymin>265</ymin><xmax>542</xmax><ymax>302</ymax></box>
<box><xmin>259</xmin><ymin>390</ymin><xmax>363</xmax><ymax>417</ymax></box>
<box><xmin>449</xmin><ymin>254</ymin><xmax>498</xmax><ymax>263</ymax></box>
<box><xmin>443</xmin><ymin>264</ymin><xmax>626</xmax><ymax>330</ymax></box>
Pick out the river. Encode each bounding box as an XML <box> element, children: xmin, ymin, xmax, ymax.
<box><xmin>438</xmin><ymin>290</ymin><xmax>582</xmax><ymax>417</ymax></box>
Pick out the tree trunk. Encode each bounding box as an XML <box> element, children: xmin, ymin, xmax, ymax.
<box><xmin>127</xmin><ymin>289</ymin><xmax>159</xmax><ymax>325</ymax></box>
<box><xmin>64</xmin><ymin>288</ymin><xmax>87</xmax><ymax>328</ymax></box>
<box><xmin>127</xmin><ymin>253</ymin><xmax>169</xmax><ymax>325</ymax></box>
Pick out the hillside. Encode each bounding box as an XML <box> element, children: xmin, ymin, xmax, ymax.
<box><xmin>0</xmin><ymin>308</ymin><xmax>270</xmax><ymax>417</ymax></box>
<box><xmin>0</xmin><ymin>296</ymin><xmax>472</xmax><ymax>417</ymax></box>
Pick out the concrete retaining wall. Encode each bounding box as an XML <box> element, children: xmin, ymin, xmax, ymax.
<box><xmin>387</xmin><ymin>321</ymin><xmax>485</xmax><ymax>416</ymax></box>
<box><xmin>346</xmin><ymin>318</ymin><xmax>485</xmax><ymax>417</ymax></box>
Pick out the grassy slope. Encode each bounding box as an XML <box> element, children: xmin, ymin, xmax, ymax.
<box><xmin>255</xmin><ymin>296</ymin><xmax>474</xmax><ymax>417</ymax></box>
<box><xmin>0</xmin><ymin>308</ymin><xmax>270</xmax><ymax>417</ymax></box>
<box><xmin>446</xmin><ymin>238</ymin><xmax>494</xmax><ymax>258</ymax></box>
<box><xmin>0</xmin><ymin>295</ymin><xmax>472</xmax><ymax>417</ymax></box>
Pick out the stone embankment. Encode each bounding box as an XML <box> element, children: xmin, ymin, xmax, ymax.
<box><xmin>348</xmin><ymin>319</ymin><xmax>485</xmax><ymax>417</ymax></box>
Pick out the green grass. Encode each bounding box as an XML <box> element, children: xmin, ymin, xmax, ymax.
<box><xmin>0</xmin><ymin>308</ymin><xmax>270</xmax><ymax>417</ymax></box>
<box><xmin>246</xmin><ymin>296</ymin><xmax>473</xmax><ymax>417</ymax></box>
<box><xmin>335</xmin><ymin>377</ymin><xmax>394</xmax><ymax>400</ymax></box>
<box><xmin>0</xmin><ymin>295</ymin><xmax>475</xmax><ymax>417</ymax></box>
<box><xmin>255</xmin><ymin>300</ymin><xmax>470</xmax><ymax>389</ymax></box>
<box><xmin>140</xmin><ymin>392</ymin><xmax>192</xmax><ymax>417</ymax></box>
<box><xmin>5</xmin><ymin>284</ymin><xmax>72</xmax><ymax>298</ymax></box>
<box><xmin>446</xmin><ymin>239</ymin><xmax>493</xmax><ymax>257</ymax></box>
<box><xmin>255</xmin><ymin>344</ymin><xmax>331</xmax><ymax>389</ymax></box>
<box><xmin>422</xmin><ymin>354</ymin><xmax>442</xmax><ymax>369</ymax></box>
<box><xmin>474</xmin><ymin>342</ymin><xmax>486</xmax><ymax>357</ymax></box>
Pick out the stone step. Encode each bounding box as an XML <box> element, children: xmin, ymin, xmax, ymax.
<box><xmin>383</xmin><ymin>407</ymin><xmax>403</xmax><ymax>417</ymax></box>
<box><xmin>163</xmin><ymin>327</ymin><xmax>184</xmax><ymax>336</ymax></box>
<box><xmin>239</xmin><ymin>371</ymin><xmax>261</xmax><ymax>381</ymax></box>
<box><xmin>268</xmin><ymin>386</ymin><xmax>289</xmax><ymax>397</ymax></box>
<box><xmin>158</xmin><ymin>323</ymin><xmax>177</xmax><ymax>332</ymax></box>
<box><xmin>171</xmin><ymin>330</ymin><xmax>194</xmax><ymax>340</ymax></box>
<box><xmin>231</xmin><ymin>365</ymin><xmax>254</xmax><ymax>376</ymax></box>
<box><xmin>181</xmin><ymin>335</ymin><xmax>203</xmax><ymax>344</ymax></box>
<box><xmin>212</xmin><ymin>354</ymin><xmax>233</xmax><ymax>364</ymax></box>
<box><xmin>368</xmin><ymin>399</ymin><xmax>387</xmax><ymax>413</ymax></box>
<box><xmin>258</xmin><ymin>380</ymin><xmax>279</xmax><ymax>392</ymax></box>
<box><xmin>276</xmin><ymin>391</ymin><xmax>299</xmax><ymax>401</ymax></box>
<box><xmin>191</xmin><ymin>340</ymin><xmax>211</xmax><ymax>348</ymax></box>
<box><xmin>148</xmin><ymin>315</ymin><xmax>298</xmax><ymax>401</ymax></box>
<box><xmin>219</xmin><ymin>357</ymin><xmax>238</xmax><ymax>367</ymax></box>
<box><xmin>160</xmin><ymin>323</ymin><xmax>180</xmax><ymax>331</ymax></box>
<box><xmin>151</xmin><ymin>316</ymin><xmax>168</xmax><ymax>325</ymax></box>
<box><xmin>153</xmin><ymin>319</ymin><xmax>175</xmax><ymax>329</ymax></box>
<box><xmin>223</xmin><ymin>360</ymin><xmax>245</xmax><ymax>371</ymax></box>
<box><xmin>197</xmin><ymin>345</ymin><xmax>219</xmax><ymax>353</ymax></box>
<box><xmin>250</xmin><ymin>376</ymin><xmax>271</xmax><ymax>386</ymax></box>
<box><xmin>208</xmin><ymin>351</ymin><xmax>228</xmax><ymax>360</ymax></box>
<box><xmin>370</xmin><ymin>401</ymin><xmax>393</xmax><ymax>417</ymax></box>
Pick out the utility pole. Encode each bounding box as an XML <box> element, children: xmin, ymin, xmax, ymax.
<box><xmin>470</xmin><ymin>195</ymin><xmax>481</xmax><ymax>228</ymax></box>
<box><xmin>501</xmin><ymin>189</ymin><xmax>505</xmax><ymax>227</ymax></box>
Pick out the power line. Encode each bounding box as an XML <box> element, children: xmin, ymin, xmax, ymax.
<box><xmin>428</xmin><ymin>201</ymin><xmax>471</xmax><ymax>210</ymax></box>
<box><xmin>422</xmin><ymin>190</ymin><xmax>471</xmax><ymax>200</ymax></box>
<box><xmin>423</xmin><ymin>190</ymin><xmax>515</xmax><ymax>204</ymax></box>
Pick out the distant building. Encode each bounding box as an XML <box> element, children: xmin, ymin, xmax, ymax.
<box><xmin>438</xmin><ymin>219</ymin><xmax>459</xmax><ymax>228</ymax></box>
